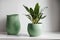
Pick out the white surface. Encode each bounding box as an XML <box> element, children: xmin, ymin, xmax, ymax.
<box><xmin>0</xmin><ymin>0</ymin><xmax>60</xmax><ymax>33</ymax></box>
<box><xmin>0</xmin><ymin>32</ymin><xmax>60</xmax><ymax>39</ymax></box>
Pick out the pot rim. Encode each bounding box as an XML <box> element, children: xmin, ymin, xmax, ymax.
<box><xmin>28</xmin><ymin>23</ymin><xmax>42</xmax><ymax>25</ymax></box>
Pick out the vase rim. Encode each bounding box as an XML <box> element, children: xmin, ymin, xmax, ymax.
<box><xmin>7</xmin><ymin>14</ymin><xmax>19</xmax><ymax>16</ymax></box>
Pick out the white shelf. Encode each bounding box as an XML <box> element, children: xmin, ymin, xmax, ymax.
<box><xmin>0</xmin><ymin>32</ymin><xmax>60</xmax><ymax>40</ymax></box>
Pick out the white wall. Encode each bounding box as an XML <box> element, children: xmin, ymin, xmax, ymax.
<box><xmin>0</xmin><ymin>0</ymin><xmax>60</xmax><ymax>34</ymax></box>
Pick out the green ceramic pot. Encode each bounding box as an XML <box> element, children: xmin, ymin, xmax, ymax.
<box><xmin>28</xmin><ymin>23</ymin><xmax>42</xmax><ymax>37</ymax></box>
<box><xmin>6</xmin><ymin>14</ymin><xmax>20</xmax><ymax>35</ymax></box>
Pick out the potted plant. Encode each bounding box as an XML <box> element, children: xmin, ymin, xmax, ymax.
<box><xmin>23</xmin><ymin>3</ymin><xmax>48</xmax><ymax>37</ymax></box>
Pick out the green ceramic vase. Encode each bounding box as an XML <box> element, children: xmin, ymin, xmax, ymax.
<box><xmin>6</xmin><ymin>14</ymin><xmax>20</xmax><ymax>35</ymax></box>
<box><xmin>28</xmin><ymin>23</ymin><xmax>42</xmax><ymax>37</ymax></box>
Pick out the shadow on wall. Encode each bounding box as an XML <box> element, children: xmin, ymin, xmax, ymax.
<box><xmin>0</xmin><ymin>15</ymin><xmax>6</xmax><ymax>32</ymax></box>
<box><xmin>48</xmin><ymin>0</ymin><xmax>60</xmax><ymax>32</ymax></box>
<box><xmin>59</xmin><ymin>0</ymin><xmax>60</xmax><ymax>32</ymax></box>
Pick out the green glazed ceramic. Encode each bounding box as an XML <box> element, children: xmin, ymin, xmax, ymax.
<box><xmin>6</xmin><ymin>14</ymin><xmax>20</xmax><ymax>35</ymax></box>
<box><xmin>28</xmin><ymin>23</ymin><xmax>42</xmax><ymax>37</ymax></box>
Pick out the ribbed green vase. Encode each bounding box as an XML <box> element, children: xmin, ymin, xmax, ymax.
<box><xmin>28</xmin><ymin>23</ymin><xmax>42</xmax><ymax>37</ymax></box>
<box><xmin>6</xmin><ymin>14</ymin><xmax>20</xmax><ymax>35</ymax></box>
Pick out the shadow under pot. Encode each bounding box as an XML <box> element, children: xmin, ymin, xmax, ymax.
<box><xmin>6</xmin><ymin>14</ymin><xmax>20</xmax><ymax>35</ymax></box>
<box><xmin>28</xmin><ymin>23</ymin><xmax>42</xmax><ymax>37</ymax></box>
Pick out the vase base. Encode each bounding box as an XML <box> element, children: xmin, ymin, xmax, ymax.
<box><xmin>29</xmin><ymin>35</ymin><xmax>40</xmax><ymax>37</ymax></box>
<box><xmin>7</xmin><ymin>33</ymin><xmax>18</xmax><ymax>35</ymax></box>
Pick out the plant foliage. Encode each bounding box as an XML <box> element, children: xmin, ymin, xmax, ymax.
<box><xmin>23</xmin><ymin>3</ymin><xmax>48</xmax><ymax>24</ymax></box>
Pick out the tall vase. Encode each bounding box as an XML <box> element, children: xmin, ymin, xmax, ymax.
<box><xmin>6</xmin><ymin>14</ymin><xmax>20</xmax><ymax>35</ymax></box>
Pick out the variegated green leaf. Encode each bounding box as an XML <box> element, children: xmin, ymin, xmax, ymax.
<box><xmin>41</xmin><ymin>15</ymin><xmax>46</xmax><ymax>19</ymax></box>
<box><xmin>25</xmin><ymin>15</ymin><xmax>32</xmax><ymax>21</ymax></box>
<box><xmin>23</xmin><ymin>5</ymin><xmax>30</xmax><ymax>12</ymax></box>
<box><xmin>30</xmin><ymin>8</ymin><xmax>35</xmax><ymax>19</ymax></box>
<box><xmin>34</xmin><ymin>3</ymin><xmax>40</xmax><ymax>15</ymax></box>
<box><xmin>41</xmin><ymin>7</ymin><xmax>48</xmax><ymax>12</ymax></box>
<box><xmin>38</xmin><ymin>22</ymin><xmax>42</xmax><ymax>24</ymax></box>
